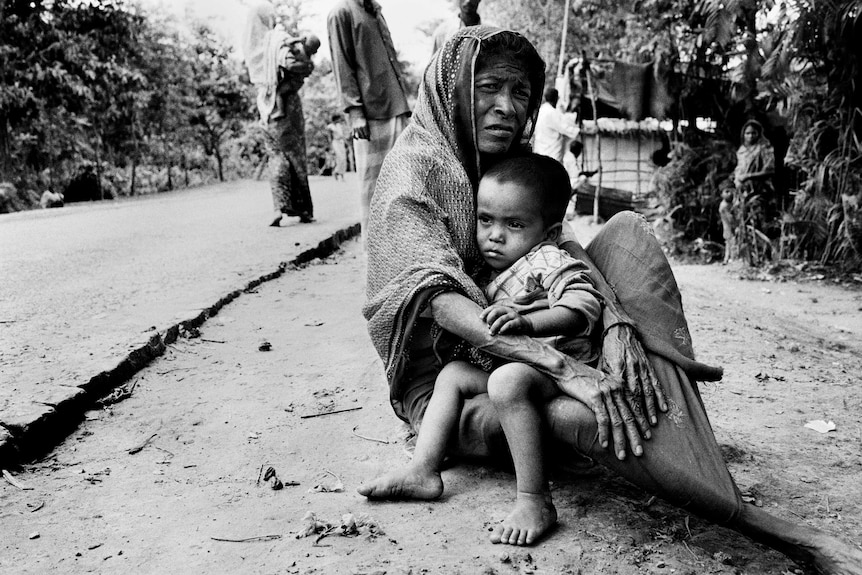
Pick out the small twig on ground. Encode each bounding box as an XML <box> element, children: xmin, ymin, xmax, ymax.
<box><xmin>585</xmin><ymin>530</ymin><xmax>608</xmax><ymax>542</ymax></box>
<box><xmin>28</xmin><ymin>501</ymin><xmax>45</xmax><ymax>512</ymax></box>
<box><xmin>684</xmin><ymin>515</ymin><xmax>692</xmax><ymax>539</ymax></box>
<box><xmin>257</xmin><ymin>464</ymin><xmax>265</xmax><ymax>486</ymax></box>
<box><xmin>127</xmin><ymin>432</ymin><xmax>158</xmax><ymax>455</ymax></box>
<box><xmin>682</xmin><ymin>540</ymin><xmax>698</xmax><ymax>560</ymax></box>
<box><xmin>98</xmin><ymin>379</ymin><xmax>140</xmax><ymax>407</ymax></box>
<box><xmin>299</xmin><ymin>406</ymin><xmax>362</xmax><ymax>419</ymax></box>
<box><xmin>788</xmin><ymin>509</ymin><xmax>806</xmax><ymax>520</ymax></box>
<box><xmin>154</xmin><ymin>446</ymin><xmax>174</xmax><ymax>458</ymax></box>
<box><xmin>211</xmin><ymin>535</ymin><xmax>282</xmax><ymax>543</ymax></box>
<box><xmin>0</xmin><ymin>320</ymin><xmax>17</xmax><ymax>324</ymax></box>
<box><xmin>156</xmin><ymin>367</ymin><xmax>192</xmax><ymax>375</ymax></box>
<box><xmin>2</xmin><ymin>470</ymin><xmax>34</xmax><ymax>491</ymax></box>
<box><xmin>314</xmin><ymin>527</ymin><xmax>337</xmax><ymax>545</ymax></box>
<box><xmin>351</xmin><ymin>426</ymin><xmax>389</xmax><ymax>444</ymax></box>
<box><xmin>200</xmin><ymin>338</ymin><xmax>225</xmax><ymax>344</ymax></box>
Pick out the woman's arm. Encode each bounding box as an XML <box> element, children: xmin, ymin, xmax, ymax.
<box><xmin>430</xmin><ymin>291</ymin><xmax>645</xmax><ymax>459</ymax></box>
<box><xmin>558</xmin><ymin>235</ymin><xmax>668</xmax><ymax>425</ymax></box>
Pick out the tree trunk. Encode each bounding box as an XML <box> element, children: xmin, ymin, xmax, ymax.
<box><xmin>130</xmin><ymin>159</ymin><xmax>137</xmax><ymax>197</ymax></box>
<box><xmin>94</xmin><ymin>128</ymin><xmax>104</xmax><ymax>200</ymax></box>
<box><xmin>165</xmin><ymin>139</ymin><xmax>173</xmax><ymax>191</ymax></box>
<box><xmin>182</xmin><ymin>152</ymin><xmax>189</xmax><ymax>187</ymax></box>
<box><xmin>130</xmin><ymin>113</ymin><xmax>139</xmax><ymax>196</ymax></box>
<box><xmin>215</xmin><ymin>146</ymin><xmax>224</xmax><ymax>182</ymax></box>
<box><xmin>0</xmin><ymin>110</ymin><xmax>10</xmax><ymax>182</ymax></box>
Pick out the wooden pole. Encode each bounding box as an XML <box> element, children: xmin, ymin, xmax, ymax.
<box><xmin>584</xmin><ymin>55</ymin><xmax>602</xmax><ymax>223</ymax></box>
<box><xmin>556</xmin><ymin>0</ymin><xmax>573</xmax><ymax>79</ymax></box>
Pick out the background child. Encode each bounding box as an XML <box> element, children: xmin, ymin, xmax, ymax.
<box><xmin>358</xmin><ymin>153</ymin><xmax>603</xmax><ymax>547</ymax></box>
<box><xmin>719</xmin><ymin>185</ymin><xmax>737</xmax><ymax>264</ymax></box>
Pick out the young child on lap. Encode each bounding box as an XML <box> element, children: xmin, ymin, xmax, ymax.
<box><xmin>358</xmin><ymin>153</ymin><xmax>603</xmax><ymax>547</ymax></box>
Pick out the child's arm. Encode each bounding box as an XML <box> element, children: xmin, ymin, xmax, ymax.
<box><xmin>480</xmin><ymin>247</ymin><xmax>601</xmax><ymax>337</ymax></box>
<box><xmin>480</xmin><ymin>304</ymin><xmax>587</xmax><ymax>337</ymax></box>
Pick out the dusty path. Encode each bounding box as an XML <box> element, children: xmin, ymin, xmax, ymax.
<box><xmin>0</xmin><ymin>176</ymin><xmax>360</xmax><ymax>461</ymax></box>
<box><xmin>1</xmin><ymin>237</ymin><xmax>861</xmax><ymax>575</ymax></box>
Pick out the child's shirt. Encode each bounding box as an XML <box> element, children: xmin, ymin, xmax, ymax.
<box><xmin>482</xmin><ymin>242</ymin><xmax>603</xmax><ymax>361</ymax></box>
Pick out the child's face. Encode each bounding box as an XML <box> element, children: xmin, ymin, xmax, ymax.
<box><xmin>476</xmin><ymin>176</ymin><xmax>552</xmax><ymax>271</ymax></box>
<box><xmin>721</xmin><ymin>189</ymin><xmax>733</xmax><ymax>201</ymax></box>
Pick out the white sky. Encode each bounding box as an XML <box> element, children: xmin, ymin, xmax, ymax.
<box><xmin>142</xmin><ymin>0</ymin><xmax>455</xmax><ymax>69</ymax></box>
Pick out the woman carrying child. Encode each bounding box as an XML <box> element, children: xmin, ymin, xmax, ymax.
<box><xmin>242</xmin><ymin>0</ymin><xmax>315</xmax><ymax>226</ymax></box>
<box><xmin>361</xmin><ymin>25</ymin><xmax>862</xmax><ymax>573</ymax></box>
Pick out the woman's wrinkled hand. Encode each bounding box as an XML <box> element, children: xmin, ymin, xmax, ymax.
<box><xmin>479</xmin><ymin>304</ymin><xmax>532</xmax><ymax>335</ymax></box>
<box><xmin>557</xmin><ymin>361</ymin><xmax>644</xmax><ymax>460</ymax></box>
<box><xmin>600</xmin><ymin>324</ymin><xmax>667</xmax><ymax>434</ymax></box>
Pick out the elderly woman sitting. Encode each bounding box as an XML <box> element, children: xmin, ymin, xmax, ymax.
<box><xmin>362</xmin><ymin>25</ymin><xmax>862</xmax><ymax>574</ymax></box>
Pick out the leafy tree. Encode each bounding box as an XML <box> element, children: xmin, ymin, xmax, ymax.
<box><xmin>187</xmin><ymin>24</ymin><xmax>255</xmax><ymax>182</ymax></box>
<box><xmin>0</xmin><ymin>0</ymin><xmax>257</xmax><ymax>207</ymax></box>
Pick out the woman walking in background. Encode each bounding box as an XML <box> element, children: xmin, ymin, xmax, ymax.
<box><xmin>242</xmin><ymin>0</ymin><xmax>315</xmax><ymax>226</ymax></box>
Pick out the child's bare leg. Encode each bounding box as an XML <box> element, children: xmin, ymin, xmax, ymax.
<box><xmin>357</xmin><ymin>361</ymin><xmax>488</xmax><ymax>500</ymax></box>
<box><xmin>487</xmin><ymin>363</ymin><xmax>559</xmax><ymax>546</ymax></box>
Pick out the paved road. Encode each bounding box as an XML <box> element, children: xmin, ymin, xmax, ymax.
<box><xmin>0</xmin><ymin>176</ymin><xmax>361</xmax><ymax>462</ymax></box>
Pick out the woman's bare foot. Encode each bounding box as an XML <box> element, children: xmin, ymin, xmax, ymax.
<box><xmin>490</xmin><ymin>491</ymin><xmax>557</xmax><ymax>546</ymax></box>
<box><xmin>356</xmin><ymin>466</ymin><xmax>443</xmax><ymax>500</ymax></box>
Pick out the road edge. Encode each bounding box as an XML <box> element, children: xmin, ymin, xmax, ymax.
<box><xmin>0</xmin><ymin>224</ymin><xmax>361</xmax><ymax>468</ymax></box>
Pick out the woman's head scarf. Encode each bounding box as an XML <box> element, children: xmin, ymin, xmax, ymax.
<box><xmin>364</xmin><ymin>26</ymin><xmax>545</xmax><ymax>400</ymax></box>
<box><xmin>739</xmin><ymin>119</ymin><xmax>763</xmax><ymax>145</ymax></box>
<box><xmin>241</xmin><ymin>0</ymin><xmax>291</xmax><ymax>122</ymax></box>
<box><xmin>241</xmin><ymin>0</ymin><xmax>276</xmax><ymax>85</ymax></box>
<box><xmin>413</xmin><ymin>26</ymin><xmax>544</xmax><ymax>188</ymax></box>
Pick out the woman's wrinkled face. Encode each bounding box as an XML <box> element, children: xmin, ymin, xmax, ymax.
<box><xmin>743</xmin><ymin>125</ymin><xmax>759</xmax><ymax>146</ymax></box>
<box><xmin>474</xmin><ymin>54</ymin><xmax>531</xmax><ymax>155</ymax></box>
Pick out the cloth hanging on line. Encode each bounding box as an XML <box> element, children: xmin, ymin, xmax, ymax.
<box><xmin>564</xmin><ymin>57</ymin><xmax>673</xmax><ymax>121</ymax></box>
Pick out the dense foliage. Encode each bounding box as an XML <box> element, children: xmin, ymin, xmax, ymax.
<box><xmin>0</xmin><ymin>0</ymin><xmax>261</xmax><ymax>209</ymax></box>
<box><xmin>0</xmin><ymin>0</ymin><xmax>423</xmax><ymax>212</ymax></box>
<box><xmin>484</xmin><ymin>0</ymin><xmax>862</xmax><ymax>270</ymax></box>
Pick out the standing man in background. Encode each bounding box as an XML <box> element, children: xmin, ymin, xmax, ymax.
<box><xmin>327</xmin><ymin>0</ymin><xmax>411</xmax><ymax>237</ymax></box>
<box><xmin>431</xmin><ymin>0</ymin><xmax>481</xmax><ymax>55</ymax></box>
<box><xmin>533</xmin><ymin>88</ymin><xmax>580</xmax><ymax>163</ymax></box>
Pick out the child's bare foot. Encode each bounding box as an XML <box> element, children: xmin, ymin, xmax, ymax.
<box><xmin>357</xmin><ymin>467</ymin><xmax>443</xmax><ymax>500</ymax></box>
<box><xmin>490</xmin><ymin>491</ymin><xmax>557</xmax><ymax>546</ymax></box>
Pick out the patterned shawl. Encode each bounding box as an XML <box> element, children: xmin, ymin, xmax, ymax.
<box><xmin>363</xmin><ymin>26</ymin><xmax>545</xmax><ymax>406</ymax></box>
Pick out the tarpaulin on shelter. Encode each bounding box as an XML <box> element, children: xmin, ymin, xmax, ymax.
<box><xmin>563</xmin><ymin>58</ymin><xmax>673</xmax><ymax>121</ymax></box>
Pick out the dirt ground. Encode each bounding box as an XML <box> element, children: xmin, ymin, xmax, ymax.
<box><xmin>1</xmin><ymin>236</ymin><xmax>861</xmax><ymax>575</ymax></box>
